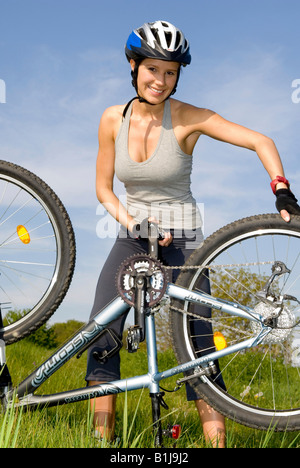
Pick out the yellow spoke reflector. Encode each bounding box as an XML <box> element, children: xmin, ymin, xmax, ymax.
<box><xmin>17</xmin><ymin>225</ymin><xmax>31</xmax><ymax>244</ymax></box>
<box><xmin>213</xmin><ymin>331</ymin><xmax>227</xmax><ymax>351</ymax></box>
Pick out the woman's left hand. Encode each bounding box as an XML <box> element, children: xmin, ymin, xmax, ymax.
<box><xmin>276</xmin><ymin>189</ymin><xmax>300</xmax><ymax>222</ymax></box>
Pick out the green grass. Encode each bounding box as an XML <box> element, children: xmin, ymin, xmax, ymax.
<box><xmin>1</xmin><ymin>340</ymin><xmax>300</xmax><ymax>448</ymax></box>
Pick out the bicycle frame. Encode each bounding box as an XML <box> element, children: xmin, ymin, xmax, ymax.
<box><xmin>2</xmin><ymin>282</ymin><xmax>269</xmax><ymax>411</ymax></box>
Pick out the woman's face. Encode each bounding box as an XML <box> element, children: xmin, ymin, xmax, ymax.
<box><xmin>131</xmin><ymin>58</ymin><xmax>180</xmax><ymax>104</ymax></box>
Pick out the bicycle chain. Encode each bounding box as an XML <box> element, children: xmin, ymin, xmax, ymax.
<box><xmin>117</xmin><ymin>255</ymin><xmax>274</xmax><ymax>335</ymax></box>
<box><xmin>161</xmin><ymin>260</ymin><xmax>275</xmax><ymax>337</ymax></box>
<box><xmin>163</xmin><ymin>260</ymin><xmax>274</xmax><ymax>271</ymax></box>
<box><xmin>168</xmin><ymin>303</ymin><xmax>251</xmax><ymax>337</ymax></box>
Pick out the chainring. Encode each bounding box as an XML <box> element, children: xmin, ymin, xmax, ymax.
<box><xmin>116</xmin><ymin>254</ymin><xmax>169</xmax><ymax>307</ymax></box>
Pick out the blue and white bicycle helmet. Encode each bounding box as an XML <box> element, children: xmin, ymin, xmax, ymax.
<box><xmin>125</xmin><ymin>20</ymin><xmax>191</xmax><ymax>66</ymax></box>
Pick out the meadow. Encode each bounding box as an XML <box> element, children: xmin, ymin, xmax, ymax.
<box><xmin>1</xmin><ymin>339</ymin><xmax>300</xmax><ymax>448</ymax></box>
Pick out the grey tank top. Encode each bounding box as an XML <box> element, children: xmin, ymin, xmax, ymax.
<box><xmin>114</xmin><ymin>99</ymin><xmax>202</xmax><ymax>230</ymax></box>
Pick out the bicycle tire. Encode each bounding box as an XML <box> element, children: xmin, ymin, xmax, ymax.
<box><xmin>170</xmin><ymin>213</ymin><xmax>300</xmax><ymax>431</ymax></box>
<box><xmin>0</xmin><ymin>160</ymin><xmax>76</xmax><ymax>344</ymax></box>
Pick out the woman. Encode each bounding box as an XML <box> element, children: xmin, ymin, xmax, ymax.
<box><xmin>85</xmin><ymin>21</ymin><xmax>300</xmax><ymax>448</ymax></box>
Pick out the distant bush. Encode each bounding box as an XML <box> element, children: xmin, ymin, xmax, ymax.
<box><xmin>51</xmin><ymin>320</ymin><xmax>85</xmax><ymax>347</ymax></box>
<box><xmin>25</xmin><ymin>323</ymin><xmax>58</xmax><ymax>349</ymax></box>
<box><xmin>4</xmin><ymin>309</ymin><xmax>57</xmax><ymax>349</ymax></box>
<box><xmin>3</xmin><ymin>310</ymin><xmax>85</xmax><ymax>349</ymax></box>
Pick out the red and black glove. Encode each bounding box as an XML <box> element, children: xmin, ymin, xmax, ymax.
<box><xmin>275</xmin><ymin>189</ymin><xmax>300</xmax><ymax>215</ymax></box>
<box><xmin>271</xmin><ymin>176</ymin><xmax>300</xmax><ymax>215</ymax></box>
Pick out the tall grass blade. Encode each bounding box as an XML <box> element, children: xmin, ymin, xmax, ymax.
<box><xmin>0</xmin><ymin>393</ymin><xmax>23</xmax><ymax>448</ymax></box>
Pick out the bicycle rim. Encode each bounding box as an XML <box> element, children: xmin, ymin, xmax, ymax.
<box><xmin>0</xmin><ymin>162</ymin><xmax>75</xmax><ymax>343</ymax></box>
<box><xmin>171</xmin><ymin>214</ymin><xmax>300</xmax><ymax>430</ymax></box>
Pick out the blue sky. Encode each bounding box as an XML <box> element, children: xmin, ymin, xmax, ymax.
<box><xmin>1</xmin><ymin>0</ymin><xmax>300</xmax><ymax>323</ymax></box>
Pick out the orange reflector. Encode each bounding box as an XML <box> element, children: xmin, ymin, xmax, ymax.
<box><xmin>17</xmin><ymin>225</ymin><xmax>31</xmax><ymax>244</ymax></box>
<box><xmin>213</xmin><ymin>331</ymin><xmax>227</xmax><ymax>351</ymax></box>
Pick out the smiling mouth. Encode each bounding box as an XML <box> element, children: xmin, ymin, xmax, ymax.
<box><xmin>148</xmin><ymin>86</ymin><xmax>164</xmax><ymax>95</ymax></box>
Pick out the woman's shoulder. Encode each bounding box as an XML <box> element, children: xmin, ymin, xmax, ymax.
<box><xmin>100</xmin><ymin>104</ymin><xmax>125</xmax><ymax>123</ymax></box>
<box><xmin>99</xmin><ymin>104</ymin><xmax>127</xmax><ymax>138</ymax></box>
<box><xmin>170</xmin><ymin>98</ymin><xmax>214</xmax><ymax>118</ymax></box>
<box><xmin>170</xmin><ymin>98</ymin><xmax>216</xmax><ymax>128</ymax></box>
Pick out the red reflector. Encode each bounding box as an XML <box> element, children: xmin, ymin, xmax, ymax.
<box><xmin>171</xmin><ymin>424</ymin><xmax>181</xmax><ymax>439</ymax></box>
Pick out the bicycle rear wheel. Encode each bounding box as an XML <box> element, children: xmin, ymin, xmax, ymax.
<box><xmin>0</xmin><ymin>161</ymin><xmax>76</xmax><ymax>344</ymax></box>
<box><xmin>170</xmin><ymin>214</ymin><xmax>300</xmax><ymax>431</ymax></box>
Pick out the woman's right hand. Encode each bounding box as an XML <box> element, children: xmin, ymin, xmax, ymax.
<box><xmin>158</xmin><ymin>230</ymin><xmax>173</xmax><ymax>247</ymax></box>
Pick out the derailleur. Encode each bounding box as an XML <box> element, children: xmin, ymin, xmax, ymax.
<box><xmin>257</xmin><ymin>261</ymin><xmax>291</xmax><ymax>302</ymax></box>
<box><xmin>257</xmin><ymin>260</ymin><xmax>300</xmax><ymax>314</ymax></box>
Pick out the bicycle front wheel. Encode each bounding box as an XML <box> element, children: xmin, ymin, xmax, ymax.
<box><xmin>170</xmin><ymin>214</ymin><xmax>300</xmax><ymax>431</ymax></box>
<box><xmin>0</xmin><ymin>161</ymin><xmax>76</xmax><ymax>344</ymax></box>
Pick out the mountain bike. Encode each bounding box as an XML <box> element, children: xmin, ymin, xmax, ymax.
<box><xmin>1</xmin><ymin>163</ymin><xmax>300</xmax><ymax>447</ymax></box>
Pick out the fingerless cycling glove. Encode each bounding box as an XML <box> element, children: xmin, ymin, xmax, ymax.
<box><xmin>275</xmin><ymin>189</ymin><xmax>300</xmax><ymax>215</ymax></box>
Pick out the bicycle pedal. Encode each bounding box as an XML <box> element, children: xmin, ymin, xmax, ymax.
<box><xmin>126</xmin><ymin>326</ymin><xmax>142</xmax><ymax>353</ymax></box>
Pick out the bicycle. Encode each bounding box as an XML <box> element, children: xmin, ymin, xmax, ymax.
<box><xmin>1</xmin><ymin>163</ymin><xmax>300</xmax><ymax>447</ymax></box>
